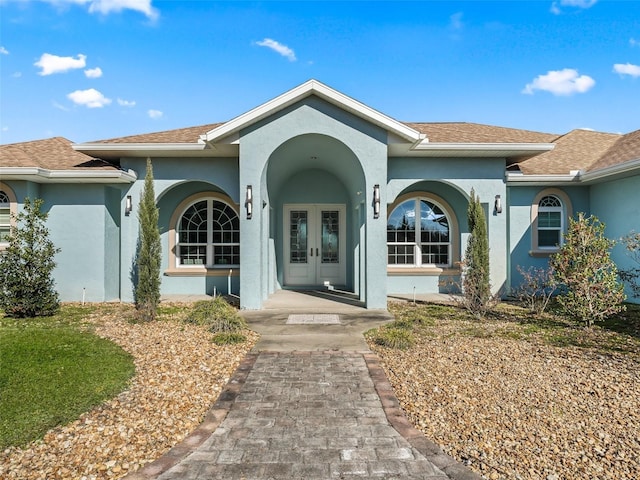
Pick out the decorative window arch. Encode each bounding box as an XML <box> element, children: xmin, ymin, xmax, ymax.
<box><xmin>531</xmin><ymin>188</ymin><xmax>572</xmax><ymax>255</ymax></box>
<box><xmin>168</xmin><ymin>193</ymin><xmax>240</xmax><ymax>271</ymax></box>
<box><xmin>0</xmin><ymin>183</ymin><xmax>17</xmax><ymax>249</ymax></box>
<box><xmin>387</xmin><ymin>193</ymin><xmax>458</xmax><ymax>268</ymax></box>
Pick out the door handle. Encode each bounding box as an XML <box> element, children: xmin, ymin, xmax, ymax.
<box><xmin>316</xmin><ymin>248</ymin><xmax>319</xmax><ymax>256</ymax></box>
<box><xmin>310</xmin><ymin>248</ymin><xmax>313</xmax><ymax>257</ymax></box>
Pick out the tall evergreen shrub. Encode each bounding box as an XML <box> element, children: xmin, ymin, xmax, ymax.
<box><xmin>134</xmin><ymin>159</ymin><xmax>161</xmax><ymax>321</ymax></box>
<box><xmin>0</xmin><ymin>198</ymin><xmax>60</xmax><ymax>317</ymax></box>
<box><xmin>461</xmin><ymin>188</ymin><xmax>492</xmax><ymax>317</ymax></box>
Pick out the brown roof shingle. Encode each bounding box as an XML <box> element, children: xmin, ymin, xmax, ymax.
<box><xmin>0</xmin><ymin>137</ymin><xmax>119</xmax><ymax>171</ymax></box>
<box><xmin>93</xmin><ymin>123</ymin><xmax>223</xmax><ymax>144</ymax></box>
<box><xmin>515</xmin><ymin>129</ymin><xmax>621</xmax><ymax>175</ymax></box>
<box><xmin>405</xmin><ymin>122</ymin><xmax>559</xmax><ymax>144</ymax></box>
<box><xmin>588</xmin><ymin>129</ymin><xmax>640</xmax><ymax>172</ymax></box>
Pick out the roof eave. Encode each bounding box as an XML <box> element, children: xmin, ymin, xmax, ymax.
<box><xmin>407</xmin><ymin>142</ymin><xmax>555</xmax><ymax>158</ymax></box>
<box><xmin>0</xmin><ymin>167</ymin><xmax>137</xmax><ymax>184</ymax></box>
<box><xmin>506</xmin><ymin>171</ymin><xmax>580</xmax><ymax>186</ymax></box>
<box><xmin>73</xmin><ymin>142</ymin><xmax>208</xmax><ymax>159</ymax></box>
<box><xmin>201</xmin><ymin>79</ymin><xmax>423</xmax><ymax>144</ymax></box>
<box><xmin>580</xmin><ymin>158</ymin><xmax>640</xmax><ymax>184</ymax></box>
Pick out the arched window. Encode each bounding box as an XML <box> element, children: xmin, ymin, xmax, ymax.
<box><xmin>0</xmin><ymin>184</ymin><xmax>17</xmax><ymax>249</ymax></box>
<box><xmin>387</xmin><ymin>197</ymin><xmax>451</xmax><ymax>267</ymax></box>
<box><xmin>176</xmin><ymin>198</ymin><xmax>239</xmax><ymax>268</ymax></box>
<box><xmin>531</xmin><ymin>189</ymin><xmax>572</xmax><ymax>255</ymax></box>
<box><xmin>0</xmin><ymin>191</ymin><xmax>11</xmax><ymax>244</ymax></box>
<box><xmin>537</xmin><ymin>195</ymin><xmax>563</xmax><ymax>248</ymax></box>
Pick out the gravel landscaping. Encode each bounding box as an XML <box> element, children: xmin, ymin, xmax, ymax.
<box><xmin>0</xmin><ymin>304</ymin><xmax>258</xmax><ymax>480</ymax></box>
<box><xmin>368</xmin><ymin>302</ymin><xmax>640</xmax><ymax>480</ymax></box>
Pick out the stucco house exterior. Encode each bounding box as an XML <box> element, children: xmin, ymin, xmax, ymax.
<box><xmin>1</xmin><ymin>80</ymin><xmax>639</xmax><ymax>308</ymax></box>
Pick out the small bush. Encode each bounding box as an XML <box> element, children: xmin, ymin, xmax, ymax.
<box><xmin>515</xmin><ymin>265</ymin><xmax>557</xmax><ymax>314</ymax></box>
<box><xmin>186</xmin><ymin>296</ymin><xmax>247</xmax><ymax>333</ymax></box>
<box><xmin>212</xmin><ymin>332</ymin><xmax>247</xmax><ymax>345</ymax></box>
<box><xmin>372</xmin><ymin>327</ymin><xmax>414</xmax><ymax>350</ymax></box>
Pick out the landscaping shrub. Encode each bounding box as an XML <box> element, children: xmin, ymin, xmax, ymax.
<box><xmin>186</xmin><ymin>296</ymin><xmax>247</xmax><ymax>333</ymax></box>
<box><xmin>460</xmin><ymin>189</ymin><xmax>496</xmax><ymax>318</ymax></box>
<box><xmin>212</xmin><ymin>332</ymin><xmax>247</xmax><ymax>345</ymax></box>
<box><xmin>619</xmin><ymin>231</ymin><xmax>640</xmax><ymax>299</ymax></box>
<box><xmin>134</xmin><ymin>159</ymin><xmax>161</xmax><ymax>322</ymax></box>
<box><xmin>371</xmin><ymin>327</ymin><xmax>414</xmax><ymax>350</ymax></box>
<box><xmin>551</xmin><ymin>213</ymin><xmax>625</xmax><ymax>327</ymax></box>
<box><xmin>0</xmin><ymin>198</ymin><xmax>60</xmax><ymax>318</ymax></box>
<box><xmin>514</xmin><ymin>265</ymin><xmax>557</xmax><ymax>314</ymax></box>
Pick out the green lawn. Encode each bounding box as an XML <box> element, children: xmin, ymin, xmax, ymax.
<box><xmin>0</xmin><ymin>305</ymin><xmax>135</xmax><ymax>449</ymax></box>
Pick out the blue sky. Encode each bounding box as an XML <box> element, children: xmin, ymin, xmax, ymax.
<box><xmin>1</xmin><ymin>0</ymin><xmax>639</xmax><ymax>145</ymax></box>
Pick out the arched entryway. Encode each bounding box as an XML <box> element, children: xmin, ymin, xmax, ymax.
<box><xmin>263</xmin><ymin>133</ymin><xmax>366</xmax><ymax>295</ymax></box>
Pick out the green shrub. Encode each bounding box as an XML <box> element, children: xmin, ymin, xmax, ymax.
<box><xmin>514</xmin><ymin>265</ymin><xmax>557</xmax><ymax>314</ymax></box>
<box><xmin>0</xmin><ymin>198</ymin><xmax>60</xmax><ymax>318</ymax></box>
<box><xmin>372</xmin><ymin>327</ymin><xmax>414</xmax><ymax>350</ymax></box>
<box><xmin>186</xmin><ymin>296</ymin><xmax>247</xmax><ymax>333</ymax></box>
<box><xmin>212</xmin><ymin>332</ymin><xmax>247</xmax><ymax>345</ymax></box>
<box><xmin>551</xmin><ymin>213</ymin><xmax>625</xmax><ymax>327</ymax></box>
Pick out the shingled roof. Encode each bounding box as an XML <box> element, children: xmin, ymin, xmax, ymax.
<box><xmin>406</xmin><ymin>122</ymin><xmax>558</xmax><ymax>144</ymax></box>
<box><xmin>0</xmin><ymin>137</ymin><xmax>119</xmax><ymax>171</ymax></box>
<box><xmin>513</xmin><ymin>129</ymin><xmax>622</xmax><ymax>175</ymax></box>
<box><xmin>588</xmin><ymin>129</ymin><xmax>640</xmax><ymax>172</ymax></box>
<box><xmin>92</xmin><ymin>123</ymin><xmax>223</xmax><ymax>144</ymax></box>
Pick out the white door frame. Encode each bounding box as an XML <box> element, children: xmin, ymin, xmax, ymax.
<box><xmin>283</xmin><ymin>204</ymin><xmax>346</xmax><ymax>287</ymax></box>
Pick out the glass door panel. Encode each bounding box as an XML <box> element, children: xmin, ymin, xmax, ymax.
<box><xmin>289</xmin><ymin>210</ymin><xmax>308</xmax><ymax>264</ymax></box>
<box><xmin>321</xmin><ymin>210</ymin><xmax>339</xmax><ymax>264</ymax></box>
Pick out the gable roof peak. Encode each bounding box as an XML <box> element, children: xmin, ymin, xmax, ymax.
<box><xmin>200</xmin><ymin>79</ymin><xmax>423</xmax><ymax>144</ymax></box>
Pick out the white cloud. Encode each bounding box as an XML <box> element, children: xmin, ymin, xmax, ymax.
<box><xmin>0</xmin><ymin>46</ymin><xmax>9</xmax><ymax>55</ymax></box>
<box><xmin>117</xmin><ymin>98</ymin><xmax>136</xmax><ymax>107</ymax></box>
<box><xmin>631</xmin><ymin>38</ymin><xmax>639</xmax><ymax>47</ymax></box>
<box><xmin>67</xmin><ymin>88</ymin><xmax>112</xmax><ymax>107</ymax></box>
<box><xmin>84</xmin><ymin>67</ymin><xmax>103</xmax><ymax>78</ymax></box>
<box><xmin>522</xmin><ymin>68</ymin><xmax>595</xmax><ymax>96</ymax></box>
<box><xmin>255</xmin><ymin>38</ymin><xmax>297</xmax><ymax>62</ymax></box>
<box><xmin>35</xmin><ymin>53</ymin><xmax>86</xmax><ymax>75</ymax></box>
<box><xmin>12</xmin><ymin>72</ymin><xmax>22</xmax><ymax>78</ymax></box>
<box><xmin>148</xmin><ymin>109</ymin><xmax>163</xmax><ymax>119</ymax></box>
<box><xmin>39</xmin><ymin>0</ymin><xmax>158</xmax><ymax>19</ymax></box>
<box><xmin>613</xmin><ymin>63</ymin><xmax>640</xmax><ymax>78</ymax></box>
<box><xmin>551</xmin><ymin>0</ymin><xmax>597</xmax><ymax>14</ymax></box>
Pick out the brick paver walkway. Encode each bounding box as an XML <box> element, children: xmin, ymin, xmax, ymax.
<box><xmin>129</xmin><ymin>351</ymin><xmax>479</xmax><ymax>480</ymax></box>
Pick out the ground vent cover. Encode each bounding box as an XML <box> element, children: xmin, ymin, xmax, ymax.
<box><xmin>286</xmin><ymin>314</ymin><xmax>341</xmax><ymax>324</ymax></box>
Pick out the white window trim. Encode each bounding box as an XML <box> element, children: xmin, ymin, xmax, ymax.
<box><xmin>0</xmin><ymin>183</ymin><xmax>17</xmax><ymax>250</ymax></box>
<box><xmin>530</xmin><ymin>188</ymin><xmax>572</xmax><ymax>257</ymax></box>
<box><xmin>166</xmin><ymin>192</ymin><xmax>240</xmax><ymax>276</ymax></box>
<box><xmin>386</xmin><ymin>192</ymin><xmax>459</xmax><ymax>269</ymax></box>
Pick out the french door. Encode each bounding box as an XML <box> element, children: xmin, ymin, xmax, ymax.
<box><xmin>284</xmin><ymin>204</ymin><xmax>346</xmax><ymax>286</ymax></box>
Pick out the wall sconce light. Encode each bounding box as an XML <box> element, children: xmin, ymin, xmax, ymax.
<box><xmin>125</xmin><ymin>195</ymin><xmax>133</xmax><ymax>216</ymax></box>
<box><xmin>494</xmin><ymin>194</ymin><xmax>502</xmax><ymax>214</ymax></box>
<box><xmin>373</xmin><ymin>184</ymin><xmax>380</xmax><ymax>219</ymax></box>
<box><xmin>245</xmin><ymin>185</ymin><xmax>253</xmax><ymax>219</ymax></box>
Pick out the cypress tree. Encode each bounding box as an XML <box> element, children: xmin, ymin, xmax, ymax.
<box><xmin>0</xmin><ymin>198</ymin><xmax>60</xmax><ymax>317</ymax></box>
<box><xmin>462</xmin><ymin>188</ymin><xmax>491</xmax><ymax>316</ymax></box>
<box><xmin>134</xmin><ymin>159</ymin><xmax>161</xmax><ymax>321</ymax></box>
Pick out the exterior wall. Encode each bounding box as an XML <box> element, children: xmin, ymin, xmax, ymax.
<box><xmin>2</xmin><ymin>180</ymin><xmax>123</xmax><ymax>302</ymax></box>
<box><xmin>118</xmin><ymin>157</ymin><xmax>240</xmax><ymax>302</ymax></box>
<box><xmin>590</xmin><ymin>173</ymin><xmax>640</xmax><ymax>303</ymax></box>
<box><xmin>507</xmin><ymin>185</ymin><xmax>590</xmax><ymax>294</ymax></box>
<box><xmin>387</xmin><ymin>157</ymin><xmax>508</xmax><ymax>294</ymax></box>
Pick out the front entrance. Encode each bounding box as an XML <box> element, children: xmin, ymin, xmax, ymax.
<box><xmin>283</xmin><ymin>204</ymin><xmax>346</xmax><ymax>287</ymax></box>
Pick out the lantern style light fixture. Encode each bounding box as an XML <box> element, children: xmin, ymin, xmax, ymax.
<box><xmin>494</xmin><ymin>194</ymin><xmax>502</xmax><ymax>214</ymax></box>
<box><xmin>125</xmin><ymin>195</ymin><xmax>133</xmax><ymax>216</ymax></box>
<box><xmin>245</xmin><ymin>185</ymin><xmax>253</xmax><ymax>219</ymax></box>
<box><xmin>373</xmin><ymin>184</ymin><xmax>380</xmax><ymax>219</ymax></box>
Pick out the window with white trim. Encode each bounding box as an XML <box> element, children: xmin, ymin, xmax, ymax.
<box><xmin>537</xmin><ymin>195</ymin><xmax>563</xmax><ymax>249</ymax></box>
<box><xmin>0</xmin><ymin>191</ymin><xmax>11</xmax><ymax>245</ymax></box>
<box><xmin>176</xmin><ymin>198</ymin><xmax>239</xmax><ymax>267</ymax></box>
<box><xmin>387</xmin><ymin>198</ymin><xmax>450</xmax><ymax>267</ymax></box>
